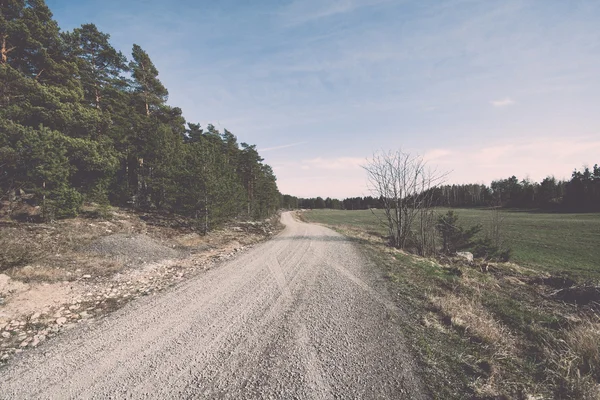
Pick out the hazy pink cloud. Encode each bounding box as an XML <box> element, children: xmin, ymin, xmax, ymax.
<box><xmin>490</xmin><ymin>97</ymin><xmax>515</xmax><ymax>107</ymax></box>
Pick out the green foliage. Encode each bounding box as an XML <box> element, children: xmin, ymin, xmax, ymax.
<box><xmin>472</xmin><ymin>237</ymin><xmax>512</xmax><ymax>262</ymax></box>
<box><xmin>48</xmin><ymin>185</ymin><xmax>82</xmax><ymax>219</ymax></box>
<box><xmin>436</xmin><ymin>210</ymin><xmax>482</xmax><ymax>254</ymax></box>
<box><xmin>0</xmin><ymin>0</ymin><xmax>281</xmax><ymax>226</ymax></box>
<box><xmin>129</xmin><ymin>44</ymin><xmax>168</xmax><ymax>116</ymax></box>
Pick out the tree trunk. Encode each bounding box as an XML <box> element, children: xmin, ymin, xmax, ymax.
<box><xmin>95</xmin><ymin>86</ymin><xmax>101</xmax><ymax>109</ymax></box>
<box><xmin>204</xmin><ymin>194</ymin><xmax>209</xmax><ymax>233</ymax></box>
<box><xmin>1</xmin><ymin>35</ymin><xmax>16</xmax><ymax>64</ymax></box>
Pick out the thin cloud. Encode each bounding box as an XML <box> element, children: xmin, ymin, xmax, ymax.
<box><xmin>260</xmin><ymin>142</ymin><xmax>306</xmax><ymax>153</ymax></box>
<box><xmin>424</xmin><ymin>149</ymin><xmax>452</xmax><ymax>162</ymax></box>
<box><xmin>490</xmin><ymin>97</ymin><xmax>515</xmax><ymax>107</ymax></box>
<box><xmin>280</xmin><ymin>0</ymin><xmax>391</xmax><ymax>27</ymax></box>
<box><xmin>302</xmin><ymin>157</ymin><xmax>364</xmax><ymax>170</ymax></box>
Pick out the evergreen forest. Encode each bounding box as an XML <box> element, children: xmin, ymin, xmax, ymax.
<box><xmin>0</xmin><ymin>0</ymin><xmax>280</xmax><ymax>230</ymax></box>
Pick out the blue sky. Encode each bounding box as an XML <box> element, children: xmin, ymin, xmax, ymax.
<box><xmin>47</xmin><ymin>0</ymin><xmax>600</xmax><ymax>198</ymax></box>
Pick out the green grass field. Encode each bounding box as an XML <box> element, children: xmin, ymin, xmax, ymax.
<box><xmin>303</xmin><ymin>208</ymin><xmax>600</xmax><ymax>280</ymax></box>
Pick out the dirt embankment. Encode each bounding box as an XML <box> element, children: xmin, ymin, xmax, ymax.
<box><xmin>0</xmin><ymin>207</ymin><xmax>281</xmax><ymax>364</ymax></box>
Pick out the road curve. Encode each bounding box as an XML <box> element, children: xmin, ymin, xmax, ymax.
<box><xmin>0</xmin><ymin>212</ymin><xmax>427</xmax><ymax>399</ymax></box>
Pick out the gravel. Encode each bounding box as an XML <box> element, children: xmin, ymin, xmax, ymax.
<box><xmin>84</xmin><ymin>233</ymin><xmax>181</xmax><ymax>265</ymax></box>
<box><xmin>0</xmin><ymin>212</ymin><xmax>427</xmax><ymax>399</ymax></box>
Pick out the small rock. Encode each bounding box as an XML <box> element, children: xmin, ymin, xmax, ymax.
<box><xmin>19</xmin><ymin>340</ymin><xmax>30</xmax><ymax>347</ymax></box>
<box><xmin>1</xmin><ymin>332</ymin><xmax>10</xmax><ymax>339</ymax></box>
<box><xmin>30</xmin><ymin>312</ymin><xmax>41</xmax><ymax>321</ymax></box>
<box><xmin>82</xmin><ymin>275</ymin><xmax>92</xmax><ymax>279</ymax></box>
<box><xmin>456</xmin><ymin>251</ymin><xmax>474</xmax><ymax>263</ymax></box>
<box><xmin>56</xmin><ymin>317</ymin><xmax>67</xmax><ymax>325</ymax></box>
<box><xmin>1</xmin><ymin>354</ymin><xmax>9</xmax><ymax>361</ymax></box>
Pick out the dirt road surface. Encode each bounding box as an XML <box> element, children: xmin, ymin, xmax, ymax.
<box><xmin>0</xmin><ymin>212</ymin><xmax>426</xmax><ymax>399</ymax></box>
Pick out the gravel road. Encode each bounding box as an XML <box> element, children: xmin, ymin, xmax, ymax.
<box><xmin>0</xmin><ymin>212</ymin><xmax>427</xmax><ymax>399</ymax></box>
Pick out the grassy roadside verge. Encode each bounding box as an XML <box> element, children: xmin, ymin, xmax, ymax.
<box><xmin>301</xmin><ymin>210</ymin><xmax>600</xmax><ymax>399</ymax></box>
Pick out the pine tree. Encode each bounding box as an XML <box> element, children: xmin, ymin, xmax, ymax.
<box><xmin>129</xmin><ymin>44</ymin><xmax>168</xmax><ymax>116</ymax></box>
<box><xmin>65</xmin><ymin>24</ymin><xmax>128</xmax><ymax>112</ymax></box>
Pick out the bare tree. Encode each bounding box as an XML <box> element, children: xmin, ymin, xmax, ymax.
<box><xmin>363</xmin><ymin>150</ymin><xmax>446</xmax><ymax>251</ymax></box>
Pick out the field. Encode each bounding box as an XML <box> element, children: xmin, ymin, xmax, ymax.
<box><xmin>301</xmin><ymin>207</ymin><xmax>600</xmax><ymax>398</ymax></box>
<box><xmin>303</xmin><ymin>208</ymin><xmax>600</xmax><ymax>280</ymax></box>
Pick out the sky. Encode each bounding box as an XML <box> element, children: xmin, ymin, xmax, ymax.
<box><xmin>47</xmin><ymin>0</ymin><xmax>600</xmax><ymax>198</ymax></box>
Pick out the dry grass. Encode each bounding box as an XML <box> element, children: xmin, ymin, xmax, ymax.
<box><xmin>539</xmin><ymin>318</ymin><xmax>600</xmax><ymax>399</ymax></box>
<box><xmin>8</xmin><ymin>265</ymin><xmax>69</xmax><ymax>282</ymax></box>
<box><xmin>0</xmin><ymin>208</ymin><xmax>139</xmax><ymax>280</ymax></box>
<box><xmin>430</xmin><ymin>293</ymin><xmax>514</xmax><ymax>348</ymax></box>
<box><xmin>5</xmin><ymin>257</ymin><xmax>124</xmax><ymax>283</ymax></box>
<box><xmin>568</xmin><ymin>319</ymin><xmax>600</xmax><ymax>378</ymax></box>
<box><xmin>0</xmin><ymin>229</ymin><xmax>42</xmax><ymax>272</ymax></box>
<box><xmin>428</xmin><ymin>293</ymin><xmax>519</xmax><ymax>397</ymax></box>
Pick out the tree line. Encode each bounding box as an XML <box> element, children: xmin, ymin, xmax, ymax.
<box><xmin>0</xmin><ymin>0</ymin><xmax>280</xmax><ymax>230</ymax></box>
<box><xmin>281</xmin><ymin>164</ymin><xmax>600</xmax><ymax>213</ymax></box>
<box><xmin>429</xmin><ymin>166</ymin><xmax>600</xmax><ymax>211</ymax></box>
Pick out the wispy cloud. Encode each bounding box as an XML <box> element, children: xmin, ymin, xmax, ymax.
<box><xmin>279</xmin><ymin>0</ymin><xmax>391</xmax><ymax>27</ymax></box>
<box><xmin>302</xmin><ymin>157</ymin><xmax>365</xmax><ymax>170</ymax></box>
<box><xmin>490</xmin><ymin>97</ymin><xmax>515</xmax><ymax>107</ymax></box>
<box><xmin>260</xmin><ymin>142</ymin><xmax>306</xmax><ymax>152</ymax></box>
<box><xmin>424</xmin><ymin>149</ymin><xmax>452</xmax><ymax>161</ymax></box>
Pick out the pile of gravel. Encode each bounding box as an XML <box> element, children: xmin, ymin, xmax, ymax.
<box><xmin>84</xmin><ymin>234</ymin><xmax>181</xmax><ymax>265</ymax></box>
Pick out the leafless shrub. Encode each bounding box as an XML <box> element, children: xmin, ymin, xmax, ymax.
<box><xmin>363</xmin><ymin>149</ymin><xmax>446</xmax><ymax>251</ymax></box>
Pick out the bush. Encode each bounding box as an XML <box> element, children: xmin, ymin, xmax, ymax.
<box><xmin>48</xmin><ymin>187</ymin><xmax>83</xmax><ymax>219</ymax></box>
<box><xmin>436</xmin><ymin>210</ymin><xmax>482</xmax><ymax>254</ymax></box>
<box><xmin>473</xmin><ymin>237</ymin><xmax>511</xmax><ymax>262</ymax></box>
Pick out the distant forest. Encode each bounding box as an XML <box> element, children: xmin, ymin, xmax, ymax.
<box><xmin>282</xmin><ymin>165</ymin><xmax>600</xmax><ymax>212</ymax></box>
<box><xmin>0</xmin><ymin>0</ymin><xmax>280</xmax><ymax>230</ymax></box>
